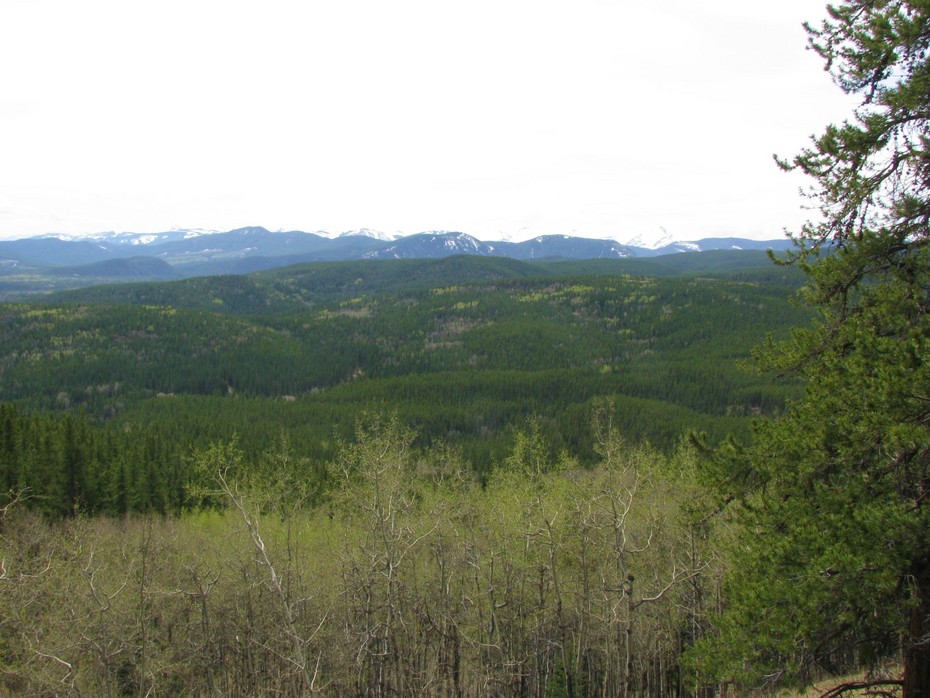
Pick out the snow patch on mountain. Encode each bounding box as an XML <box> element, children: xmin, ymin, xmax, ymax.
<box><xmin>38</xmin><ymin>231</ymin><xmax>114</xmax><ymax>242</ymax></box>
<box><xmin>338</xmin><ymin>228</ymin><xmax>397</xmax><ymax>241</ymax></box>
<box><xmin>624</xmin><ymin>228</ymin><xmax>678</xmax><ymax>250</ymax></box>
<box><xmin>179</xmin><ymin>229</ymin><xmax>216</xmax><ymax>239</ymax></box>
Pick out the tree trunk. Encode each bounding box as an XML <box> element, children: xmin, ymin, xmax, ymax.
<box><xmin>903</xmin><ymin>561</ymin><xmax>930</xmax><ymax>698</ymax></box>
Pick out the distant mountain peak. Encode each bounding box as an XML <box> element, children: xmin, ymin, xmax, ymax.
<box><xmin>338</xmin><ymin>228</ymin><xmax>396</xmax><ymax>241</ymax></box>
<box><xmin>624</xmin><ymin>228</ymin><xmax>678</xmax><ymax>250</ymax></box>
<box><xmin>415</xmin><ymin>230</ymin><xmax>470</xmax><ymax>238</ymax></box>
<box><xmin>174</xmin><ymin>228</ymin><xmax>218</xmax><ymax>239</ymax></box>
<box><xmin>228</xmin><ymin>226</ymin><xmax>271</xmax><ymax>236</ymax></box>
<box><xmin>38</xmin><ymin>231</ymin><xmax>116</xmax><ymax>242</ymax></box>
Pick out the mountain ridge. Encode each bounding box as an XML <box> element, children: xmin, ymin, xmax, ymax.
<box><xmin>0</xmin><ymin>227</ymin><xmax>797</xmax><ymax>296</ymax></box>
<box><xmin>1</xmin><ymin>226</ymin><xmax>793</xmax><ymax>264</ymax></box>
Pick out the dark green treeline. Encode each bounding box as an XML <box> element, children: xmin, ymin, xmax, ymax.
<box><xmin>0</xmin><ymin>403</ymin><xmax>186</xmax><ymax>517</ymax></box>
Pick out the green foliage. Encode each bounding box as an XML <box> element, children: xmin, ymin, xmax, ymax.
<box><xmin>0</xmin><ymin>265</ymin><xmax>807</xmax><ymax>469</ymax></box>
<box><xmin>0</xmin><ymin>422</ymin><xmax>715</xmax><ymax>696</ymax></box>
<box><xmin>690</xmin><ymin>1</ymin><xmax>930</xmax><ymax>693</ymax></box>
<box><xmin>0</xmin><ymin>403</ymin><xmax>188</xmax><ymax>517</ymax></box>
<box><xmin>0</xmin><ymin>254</ymin><xmax>815</xmax><ymax>522</ymax></box>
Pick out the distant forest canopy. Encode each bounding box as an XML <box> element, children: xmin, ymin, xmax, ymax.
<box><xmin>0</xmin><ymin>253</ymin><xmax>808</xmax><ymax>517</ymax></box>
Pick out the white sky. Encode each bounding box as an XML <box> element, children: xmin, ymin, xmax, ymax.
<box><xmin>0</xmin><ymin>0</ymin><xmax>855</xmax><ymax>244</ymax></box>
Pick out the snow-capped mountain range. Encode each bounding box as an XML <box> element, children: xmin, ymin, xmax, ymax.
<box><xmin>0</xmin><ymin>226</ymin><xmax>795</xmax><ymax>280</ymax></box>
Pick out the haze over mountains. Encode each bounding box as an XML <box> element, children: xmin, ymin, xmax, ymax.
<box><xmin>0</xmin><ymin>226</ymin><xmax>794</xmax><ymax>282</ymax></box>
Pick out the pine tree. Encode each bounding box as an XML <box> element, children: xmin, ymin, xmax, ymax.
<box><xmin>690</xmin><ymin>1</ymin><xmax>930</xmax><ymax>695</ymax></box>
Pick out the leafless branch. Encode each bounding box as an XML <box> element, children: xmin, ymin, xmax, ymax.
<box><xmin>818</xmin><ymin>678</ymin><xmax>903</xmax><ymax>698</ymax></box>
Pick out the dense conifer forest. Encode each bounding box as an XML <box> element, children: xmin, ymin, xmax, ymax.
<box><xmin>0</xmin><ymin>252</ymin><xmax>814</xmax><ymax>694</ymax></box>
<box><xmin>0</xmin><ymin>256</ymin><xmax>806</xmax><ymax>517</ymax></box>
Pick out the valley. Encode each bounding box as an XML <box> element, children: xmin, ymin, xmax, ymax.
<box><xmin>0</xmin><ymin>250</ymin><xmax>814</xmax><ymax>694</ymax></box>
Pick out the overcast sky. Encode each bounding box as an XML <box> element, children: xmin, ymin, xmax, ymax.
<box><xmin>0</xmin><ymin>0</ymin><xmax>855</xmax><ymax>244</ymax></box>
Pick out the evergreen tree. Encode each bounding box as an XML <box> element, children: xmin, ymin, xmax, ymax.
<box><xmin>691</xmin><ymin>1</ymin><xmax>930</xmax><ymax>694</ymax></box>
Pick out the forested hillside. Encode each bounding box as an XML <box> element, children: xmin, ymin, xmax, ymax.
<box><xmin>0</xmin><ymin>253</ymin><xmax>814</xmax><ymax>694</ymax></box>
<box><xmin>0</xmin><ymin>256</ymin><xmax>808</xmax><ymax>516</ymax></box>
